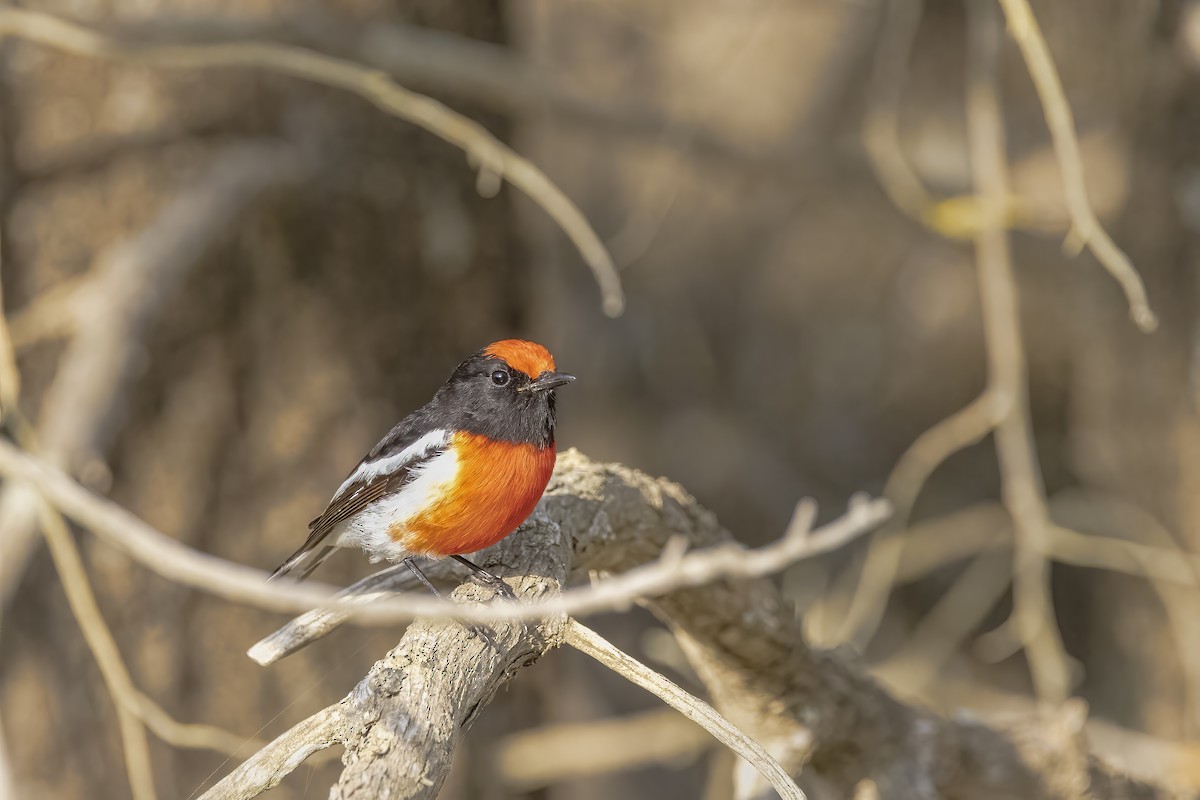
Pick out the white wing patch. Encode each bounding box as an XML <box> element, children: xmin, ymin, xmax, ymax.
<box><xmin>333</xmin><ymin>445</ymin><xmax>461</xmax><ymax>561</ymax></box>
<box><xmin>332</xmin><ymin>428</ymin><xmax>450</xmax><ymax>501</ymax></box>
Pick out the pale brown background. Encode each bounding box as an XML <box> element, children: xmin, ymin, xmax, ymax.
<box><xmin>2</xmin><ymin>0</ymin><xmax>1200</xmax><ymax>797</ymax></box>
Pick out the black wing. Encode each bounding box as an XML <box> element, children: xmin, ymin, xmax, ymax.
<box><xmin>269</xmin><ymin>422</ymin><xmax>449</xmax><ymax>580</ymax></box>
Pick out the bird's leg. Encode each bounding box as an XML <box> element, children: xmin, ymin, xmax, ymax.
<box><xmin>451</xmin><ymin>555</ymin><xmax>517</xmax><ymax>600</ymax></box>
<box><xmin>403</xmin><ymin>556</ymin><xmax>444</xmax><ymax>598</ymax></box>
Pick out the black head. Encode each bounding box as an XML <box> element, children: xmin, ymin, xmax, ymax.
<box><xmin>429</xmin><ymin>340</ymin><xmax>574</xmax><ymax>448</ymax></box>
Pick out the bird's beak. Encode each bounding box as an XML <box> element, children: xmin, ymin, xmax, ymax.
<box><xmin>522</xmin><ymin>370</ymin><xmax>576</xmax><ymax>393</ymax></box>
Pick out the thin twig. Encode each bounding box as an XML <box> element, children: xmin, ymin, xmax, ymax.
<box><xmin>0</xmin><ymin>8</ymin><xmax>623</xmax><ymax>317</ymax></box>
<box><xmin>0</xmin><ymin>437</ymin><xmax>890</xmax><ymax>624</ymax></box>
<box><xmin>563</xmin><ymin>620</ymin><xmax>806</xmax><ymax>800</ymax></box>
<box><xmin>966</xmin><ymin>0</ymin><xmax>1071</xmax><ymax>705</ymax></box>
<box><xmin>995</xmin><ymin>0</ymin><xmax>1157</xmax><ymax>332</ymax></box>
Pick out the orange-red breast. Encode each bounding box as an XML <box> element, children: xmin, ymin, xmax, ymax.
<box><xmin>270</xmin><ymin>339</ymin><xmax>574</xmax><ymax>593</ymax></box>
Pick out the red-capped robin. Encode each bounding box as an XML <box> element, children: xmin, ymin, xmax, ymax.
<box><xmin>270</xmin><ymin>339</ymin><xmax>574</xmax><ymax>595</ymax></box>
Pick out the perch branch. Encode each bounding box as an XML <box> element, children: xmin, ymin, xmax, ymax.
<box><xmin>0</xmin><ymin>8</ymin><xmax>623</xmax><ymax>317</ymax></box>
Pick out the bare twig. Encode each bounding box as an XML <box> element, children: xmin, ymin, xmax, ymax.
<box><xmin>0</xmin><ymin>437</ymin><xmax>890</xmax><ymax>624</ymax></box>
<box><xmin>564</xmin><ymin>620</ymin><xmax>806</xmax><ymax>800</ymax></box>
<box><xmin>966</xmin><ymin>0</ymin><xmax>1071</xmax><ymax>705</ymax></box>
<box><xmin>995</xmin><ymin>0</ymin><xmax>1157</xmax><ymax>332</ymax></box>
<box><xmin>0</xmin><ymin>8</ymin><xmax>624</xmax><ymax>317</ymax></box>
<box><xmin>0</xmin><ymin>140</ymin><xmax>305</xmax><ymax>607</ymax></box>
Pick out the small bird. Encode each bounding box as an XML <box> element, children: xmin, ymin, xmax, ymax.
<box><xmin>270</xmin><ymin>339</ymin><xmax>574</xmax><ymax>594</ymax></box>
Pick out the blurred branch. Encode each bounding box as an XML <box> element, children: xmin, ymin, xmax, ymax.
<box><xmin>563</xmin><ymin>620</ymin><xmax>806</xmax><ymax>800</ymax></box>
<box><xmin>6</xmin><ymin>275</ymin><xmax>90</xmax><ymax>351</ymax></box>
<box><xmin>862</xmin><ymin>0</ymin><xmax>1158</xmax><ymax>336</ymax></box>
<box><xmin>0</xmin><ymin>140</ymin><xmax>305</xmax><ymax>608</ymax></box>
<box><xmin>862</xmin><ymin>0</ymin><xmax>934</xmax><ymax>220</ymax></box>
<box><xmin>996</xmin><ymin>0</ymin><xmax>1158</xmax><ymax>333</ymax></box>
<box><xmin>39</xmin><ymin>488</ymin><xmax>261</xmax><ymax>759</ymax></box>
<box><xmin>78</xmin><ymin>12</ymin><xmax>784</xmax><ymax>171</ymax></box>
<box><xmin>0</xmin><ymin>438</ymin><xmax>890</xmax><ymax>624</ymax></box>
<box><xmin>873</xmin><ymin>551</ymin><xmax>1012</xmax><ymax>691</ymax></box>
<box><xmin>0</xmin><ymin>8</ymin><xmax>625</xmax><ymax>317</ymax></box>
<box><xmin>966</xmin><ymin>0</ymin><xmax>1071</xmax><ymax>706</ymax></box>
<box><xmin>35</xmin><ymin>494</ymin><xmax>158</xmax><ymax>800</ymax></box>
<box><xmin>0</xmin><ymin>231</ymin><xmax>20</xmax><ymax>419</ymax></box>
<box><xmin>839</xmin><ymin>391</ymin><xmax>1006</xmax><ymax>645</ymax></box>
<box><xmin>494</xmin><ymin>709</ymin><xmax>710</xmax><ymax>789</ymax></box>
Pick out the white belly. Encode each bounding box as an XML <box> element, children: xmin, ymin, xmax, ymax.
<box><xmin>332</xmin><ymin>446</ymin><xmax>461</xmax><ymax>562</ymax></box>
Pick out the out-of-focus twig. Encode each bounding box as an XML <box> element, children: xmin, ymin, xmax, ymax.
<box><xmin>873</xmin><ymin>552</ymin><xmax>1012</xmax><ymax>691</ymax></box>
<box><xmin>0</xmin><ymin>231</ymin><xmax>19</xmax><ymax>420</ymax></box>
<box><xmin>0</xmin><ymin>8</ymin><xmax>624</xmax><ymax>318</ymax></box>
<box><xmin>995</xmin><ymin>0</ymin><xmax>1157</xmax><ymax>332</ymax></box>
<box><xmin>39</xmin><ymin>494</ymin><xmax>261</xmax><ymax>756</ymax></box>
<box><xmin>5</xmin><ymin>274</ymin><xmax>90</xmax><ymax>351</ymax></box>
<box><xmin>563</xmin><ymin>620</ymin><xmax>806</xmax><ymax>800</ymax></box>
<box><xmin>966</xmin><ymin>0</ymin><xmax>1071</xmax><ymax>705</ymax></box>
<box><xmin>839</xmin><ymin>391</ymin><xmax>1006</xmax><ymax>645</ymax></box>
<box><xmin>36</xmin><ymin>502</ymin><xmax>158</xmax><ymax>800</ymax></box>
<box><xmin>494</xmin><ymin>708</ymin><xmax>710</xmax><ymax>789</ymax></box>
<box><xmin>0</xmin><ymin>140</ymin><xmax>305</xmax><ymax>608</ymax></box>
<box><xmin>862</xmin><ymin>0</ymin><xmax>932</xmax><ymax>220</ymax></box>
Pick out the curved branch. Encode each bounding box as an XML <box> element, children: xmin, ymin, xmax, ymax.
<box><xmin>0</xmin><ymin>439</ymin><xmax>890</xmax><ymax>624</ymax></box>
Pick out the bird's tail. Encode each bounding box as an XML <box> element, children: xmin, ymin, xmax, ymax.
<box><xmin>268</xmin><ymin>543</ymin><xmax>335</xmax><ymax>581</ymax></box>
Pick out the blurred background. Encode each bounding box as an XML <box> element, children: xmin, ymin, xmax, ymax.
<box><xmin>2</xmin><ymin>0</ymin><xmax>1200</xmax><ymax>797</ymax></box>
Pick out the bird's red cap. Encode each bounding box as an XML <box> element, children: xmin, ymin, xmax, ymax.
<box><xmin>483</xmin><ymin>339</ymin><xmax>556</xmax><ymax>379</ymax></box>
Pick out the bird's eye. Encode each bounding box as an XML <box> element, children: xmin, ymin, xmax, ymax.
<box><xmin>491</xmin><ymin>369</ymin><xmax>510</xmax><ymax>386</ymax></box>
